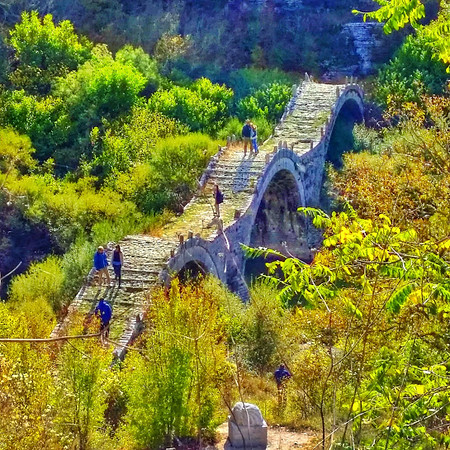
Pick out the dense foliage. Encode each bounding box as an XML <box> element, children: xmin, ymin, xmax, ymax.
<box><xmin>374</xmin><ymin>32</ymin><xmax>449</xmax><ymax>106</ymax></box>
<box><xmin>3</xmin><ymin>2</ymin><xmax>450</xmax><ymax>449</ymax></box>
<box><xmin>0</xmin><ymin>0</ymin><xmax>386</xmax><ymax>75</ymax></box>
<box><xmin>244</xmin><ymin>205</ymin><xmax>450</xmax><ymax>448</ymax></box>
<box><xmin>359</xmin><ymin>0</ymin><xmax>450</xmax><ymax>68</ymax></box>
<box><xmin>0</xmin><ymin>12</ymin><xmax>290</xmax><ymax>296</ymax></box>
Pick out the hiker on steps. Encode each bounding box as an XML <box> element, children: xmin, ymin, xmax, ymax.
<box><xmin>112</xmin><ymin>244</ymin><xmax>123</xmax><ymax>288</ymax></box>
<box><xmin>94</xmin><ymin>298</ymin><xmax>112</xmax><ymax>341</ymax></box>
<box><xmin>94</xmin><ymin>246</ymin><xmax>111</xmax><ymax>286</ymax></box>
<box><xmin>213</xmin><ymin>183</ymin><xmax>224</xmax><ymax>217</ymax></box>
<box><xmin>242</xmin><ymin>119</ymin><xmax>253</xmax><ymax>156</ymax></box>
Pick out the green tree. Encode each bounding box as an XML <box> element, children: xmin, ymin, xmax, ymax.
<box><xmin>8</xmin><ymin>11</ymin><xmax>93</xmax><ymax>95</ymax></box>
<box><xmin>244</xmin><ymin>207</ymin><xmax>450</xmax><ymax>448</ymax></box>
<box><xmin>120</xmin><ymin>278</ymin><xmax>234</xmax><ymax>448</ymax></box>
<box><xmin>329</xmin><ymin>96</ymin><xmax>450</xmax><ymax>240</ymax></box>
<box><xmin>116</xmin><ymin>44</ymin><xmax>161</xmax><ymax>94</ymax></box>
<box><xmin>53</xmin><ymin>45</ymin><xmax>147</xmax><ymax>164</ymax></box>
<box><xmin>89</xmin><ymin>108</ymin><xmax>186</xmax><ymax>181</ymax></box>
<box><xmin>237</xmin><ymin>82</ymin><xmax>291</xmax><ymax>123</ymax></box>
<box><xmin>114</xmin><ymin>133</ymin><xmax>217</xmax><ymax>213</ymax></box>
<box><xmin>148</xmin><ymin>79</ymin><xmax>232</xmax><ymax>134</ymax></box>
<box><xmin>56</xmin><ymin>45</ymin><xmax>146</xmax><ymax>122</ymax></box>
<box><xmin>374</xmin><ymin>31</ymin><xmax>449</xmax><ymax>106</ymax></box>
<box><xmin>53</xmin><ymin>326</ymin><xmax>112</xmax><ymax>450</ymax></box>
<box><xmin>0</xmin><ymin>303</ymin><xmax>57</xmax><ymax>450</ymax></box>
<box><xmin>0</xmin><ymin>127</ymin><xmax>36</xmax><ymax>177</ymax></box>
<box><xmin>358</xmin><ymin>0</ymin><xmax>450</xmax><ymax>69</ymax></box>
<box><xmin>0</xmin><ymin>90</ymin><xmax>71</xmax><ymax>161</ymax></box>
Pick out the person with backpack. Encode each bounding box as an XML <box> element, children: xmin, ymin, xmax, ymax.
<box><xmin>242</xmin><ymin>119</ymin><xmax>253</xmax><ymax>156</ymax></box>
<box><xmin>94</xmin><ymin>298</ymin><xmax>112</xmax><ymax>340</ymax></box>
<box><xmin>213</xmin><ymin>183</ymin><xmax>224</xmax><ymax>217</ymax></box>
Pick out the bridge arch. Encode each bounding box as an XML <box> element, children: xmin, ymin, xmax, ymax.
<box><xmin>325</xmin><ymin>86</ymin><xmax>364</xmax><ymax>167</ymax></box>
<box><xmin>241</xmin><ymin>151</ymin><xmax>309</xmax><ymax>280</ymax></box>
<box><xmin>166</xmin><ymin>239</ymin><xmax>224</xmax><ymax>284</ymax></box>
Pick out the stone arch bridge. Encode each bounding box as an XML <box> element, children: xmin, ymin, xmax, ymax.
<box><xmin>52</xmin><ymin>79</ymin><xmax>364</xmax><ymax>358</ymax></box>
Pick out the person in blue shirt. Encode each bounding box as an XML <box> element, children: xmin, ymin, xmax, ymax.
<box><xmin>93</xmin><ymin>246</ymin><xmax>110</xmax><ymax>286</ymax></box>
<box><xmin>274</xmin><ymin>364</ymin><xmax>291</xmax><ymax>405</ymax></box>
<box><xmin>242</xmin><ymin>119</ymin><xmax>253</xmax><ymax>156</ymax></box>
<box><xmin>274</xmin><ymin>364</ymin><xmax>291</xmax><ymax>388</ymax></box>
<box><xmin>94</xmin><ymin>298</ymin><xmax>112</xmax><ymax>337</ymax></box>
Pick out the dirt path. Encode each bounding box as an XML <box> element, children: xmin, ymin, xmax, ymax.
<box><xmin>211</xmin><ymin>422</ymin><xmax>318</xmax><ymax>449</ymax></box>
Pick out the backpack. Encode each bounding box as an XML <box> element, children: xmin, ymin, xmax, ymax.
<box><xmin>216</xmin><ymin>190</ymin><xmax>224</xmax><ymax>204</ymax></box>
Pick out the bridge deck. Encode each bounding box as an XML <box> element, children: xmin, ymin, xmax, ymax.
<box><xmin>52</xmin><ymin>81</ymin><xmax>353</xmax><ymax>357</ymax></box>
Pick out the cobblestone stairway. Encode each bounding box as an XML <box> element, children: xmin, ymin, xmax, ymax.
<box><xmin>275</xmin><ymin>81</ymin><xmax>341</xmax><ymax>152</ymax></box>
<box><xmin>53</xmin><ymin>80</ymin><xmax>344</xmax><ymax>357</ymax></box>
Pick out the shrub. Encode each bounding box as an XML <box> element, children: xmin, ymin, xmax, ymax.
<box><xmin>8</xmin><ymin>256</ymin><xmax>64</xmax><ymax>312</ymax></box>
<box><xmin>227</xmin><ymin>68</ymin><xmax>295</xmax><ymax>102</ymax></box>
<box><xmin>0</xmin><ymin>303</ymin><xmax>56</xmax><ymax>449</ymax></box>
<box><xmin>8</xmin><ymin>11</ymin><xmax>93</xmax><ymax>95</ymax></box>
<box><xmin>216</xmin><ymin>117</ymin><xmax>243</xmax><ymax>140</ymax></box>
<box><xmin>89</xmin><ymin>108</ymin><xmax>187</xmax><ymax>181</ymax></box>
<box><xmin>56</xmin><ymin>46</ymin><xmax>147</xmax><ymax>121</ymax></box>
<box><xmin>0</xmin><ymin>90</ymin><xmax>71</xmax><ymax>161</ymax></box>
<box><xmin>374</xmin><ymin>33</ymin><xmax>449</xmax><ymax>107</ymax></box>
<box><xmin>237</xmin><ymin>82</ymin><xmax>291</xmax><ymax>124</ymax></box>
<box><xmin>249</xmin><ymin>116</ymin><xmax>272</xmax><ymax>143</ymax></box>
<box><xmin>148</xmin><ymin>78</ymin><xmax>233</xmax><ymax>134</ymax></box>
<box><xmin>0</xmin><ymin>127</ymin><xmax>36</xmax><ymax>174</ymax></box>
<box><xmin>116</xmin><ymin>45</ymin><xmax>161</xmax><ymax>93</ymax></box>
<box><xmin>120</xmin><ymin>278</ymin><xmax>234</xmax><ymax>448</ymax></box>
<box><xmin>5</xmin><ymin>173</ymin><xmax>145</xmax><ymax>250</ymax></box>
<box><xmin>61</xmin><ymin>238</ymin><xmax>96</xmax><ymax>299</ymax></box>
<box><xmin>114</xmin><ymin>133</ymin><xmax>218</xmax><ymax>213</ymax></box>
<box><xmin>53</xmin><ymin>326</ymin><xmax>113</xmax><ymax>449</ymax></box>
<box><xmin>217</xmin><ymin>116</ymin><xmax>272</xmax><ymax>143</ymax></box>
<box><xmin>240</xmin><ymin>282</ymin><xmax>286</xmax><ymax>373</ymax></box>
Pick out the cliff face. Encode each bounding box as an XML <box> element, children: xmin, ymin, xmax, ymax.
<box><xmin>2</xmin><ymin>0</ymin><xmax>401</xmax><ymax>77</ymax></box>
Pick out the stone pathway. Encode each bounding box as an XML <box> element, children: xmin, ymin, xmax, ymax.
<box><xmin>275</xmin><ymin>81</ymin><xmax>341</xmax><ymax>152</ymax></box>
<box><xmin>53</xmin><ymin>81</ymin><xmax>344</xmax><ymax>357</ymax></box>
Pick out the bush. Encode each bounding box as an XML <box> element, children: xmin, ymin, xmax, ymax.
<box><xmin>120</xmin><ymin>278</ymin><xmax>234</xmax><ymax>448</ymax></box>
<box><xmin>115</xmin><ymin>45</ymin><xmax>161</xmax><ymax>94</ymax></box>
<box><xmin>8</xmin><ymin>11</ymin><xmax>93</xmax><ymax>95</ymax></box>
<box><xmin>216</xmin><ymin>117</ymin><xmax>243</xmax><ymax>140</ymax></box>
<box><xmin>240</xmin><ymin>283</ymin><xmax>286</xmax><ymax>373</ymax></box>
<box><xmin>0</xmin><ymin>127</ymin><xmax>36</xmax><ymax>174</ymax></box>
<box><xmin>8</xmin><ymin>256</ymin><xmax>65</xmax><ymax>312</ymax></box>
<box><xmin>148</xmin><ymin>78</ymin><xmax>233</xmax><ymax>134</ymax></box>
<box><xmin>0</xmin><ymin>90</ymin><xmax>71</xmax><ymax>161</ymax></box>
<box><xmin>374</xmin><ymin>33</ymin><xmax>449</xmax><ymax>107</ymax></box>
<box><xmin>89</xmin><ymin>108</ymin><xmax>187</xmax><ymax>181</ymax></box>
<box><xmin>114</xmin><ymin>133</ymin><xmax>218</xmax><ymax>213</ymax></box>
<box><xmin>227</xmin><ymin>68</ymin><xmax>295</xmax><ymax>102</ymax></box>
<box><xmin>217</xmin><ymin>116</ymin><xmax>272</xmax><ymax>143</ymax></box>
<box><xmin>5</xmin><ymin>173</ymin><xmax>145</xmax><ymax>250</ymax></box>
<box><xmin>249</xmin><ymin>116</ymin><xmax>272</xmax><ymax>143</ymax></box>
<box><xmin>237</xmin><ymin>82</ymin><xmax>291</xmax><ymax>124</ymax></box>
